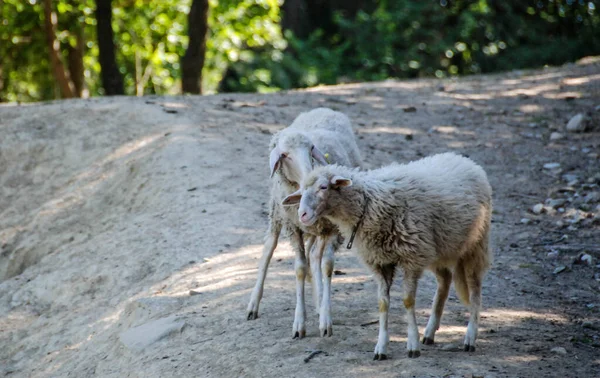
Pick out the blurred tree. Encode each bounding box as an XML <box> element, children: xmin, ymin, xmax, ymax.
<box><xmin>96</xmin><ymin>0</ymin><xmax>124</xmax><ymax>95</ymax></box>
<box><xmin>281</xmin><ymin>0</ymin><xmax>374</xmax><ymax>38</ymax></box>
<box><xmin>43</xmin><ymin>0</ymin><xmax>76</xmax><ymax>98</ymax></box>
<box><xmin>181</xmin><ymin>0</ymin><xmax>209</xmax><ymax>94</ymax></box>
<box><xmin>111</xmin><ymin>0</ymin><xmax>188</xmax><ymax>96</ymax></box>
<box><xmin>66</xmin><ymin>30</ymin><xmax>86</xmax><ymax>97</ymax></box>
<box><xmin>1</xmin><ymin>0</ymin><xmax>598</xmax><ymax>101</ymax></box>
<box><xmin>207</xmin><ymin>0</ymin><xmax>286</xmax><ymax>93</ymax></box>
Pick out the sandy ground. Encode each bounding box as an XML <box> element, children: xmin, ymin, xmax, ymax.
<box><xmin>1</xmin><ymin>58</ymin><xmax>599</xmax><ymax>378</ymax></box>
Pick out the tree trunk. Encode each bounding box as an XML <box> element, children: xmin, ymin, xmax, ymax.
<box><xmin>67</xmin><ymin>31</ymin><xmax>86</xmax><ymax>97</ymax></box>
<box><xmin>43</xmin><ymin>0</ymin><xmax>75</xmax><ymax>98</ymax></box>
<box><xmin>281</xmin><ymin>0</ymin><xmax>375</xmax><ymax>38</ymax></box>
<box><xmin>0</xmin><ymin>63</ymin><xmax>4</xmax><ymax>102</ymax></box>
<box><xmin>281</xmin><ymin>0</ymin><xmax>311</xmax><ymax>39</ymax></box>
<box><xmin>95</xmin><ymin>0</ymin><xmax>124</xmax><ymax>95</ymax></box>
<box><xmin>181</xmin><ymin>0</ymin><xmax>209</xmax><ymax>94</ymax></box>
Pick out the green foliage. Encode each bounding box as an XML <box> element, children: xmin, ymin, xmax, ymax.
<box><xmin>112</xmin><ymin>0</ymin><xmax>189</xmax><ymax>95</ymax></box>
<box><xmin>218</xmin><ymin>0</ymin><xmax>600</xmax><ymax>92</ymax></box>
<box><xmin>205</xmin><ymin>0</ymin><xmax>285</xmax><ymax>93</ymax></box>
<box><xmin>0</xmin><ymin>0</ymin><xmax>599</xmax><ymax>101</ymax></box>
<box><xmin>0</xmin><ymin>0</ymin><xmax>98</xmax><ymax>101</ymax></box>
<box><xmin>324</xmin><ymin>0</ymin><xmax>600</xmax><ymax>80</ymax></box>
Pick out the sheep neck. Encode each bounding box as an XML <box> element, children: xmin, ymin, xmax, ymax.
<box><xmin>279</xmin><ymin>171</ymin><xmax>299</xmax><ymax>191</ymax></box>
<box><xmin>346</xmin><ymin>193</ymin><xmax>369</xmax><ymax>249</ymax></box>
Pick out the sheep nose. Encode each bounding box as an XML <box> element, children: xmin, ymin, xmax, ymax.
<box><xmin>300</xmin><ymin>211</ymin><xmax>308</xmax><ymax>221</ymax></box>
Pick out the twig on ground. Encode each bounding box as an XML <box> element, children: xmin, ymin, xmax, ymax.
<box><xmin>507</xmin><ymin>192</ymin><xmax>539</xmax><ymax>199</ymax></box>
<box><xmin>360</xmin><ymin>320</ymin><xmax>379</xmax><ymax>327</ymax></box>
<box><xmin>304</xmin><ymin>350</ymin><xmax>325</xmax><ymax>363</ymax></box>
<box><xmin>543</xmin><ymin>244</ymin><xmax>600</xmax><ymax>252</ymax></box>
<box><xmin>191</xmin><ymin>330</ymin><xmax>226</xmax><ymax>345</ymax></box>
<box><xmin>533</xmin><ymin>235</ymin><xmax>568</xmax><ymax>246</ymax></box>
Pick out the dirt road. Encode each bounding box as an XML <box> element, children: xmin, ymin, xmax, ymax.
<box><xmin>1</xmin><ymin>58</ymin><xmax>599</xmax><ymax>377</ymax></box>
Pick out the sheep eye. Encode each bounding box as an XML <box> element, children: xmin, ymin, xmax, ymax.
<box><xmin>280</xmin><ymin>152</ymin><xmax>288</xmax><ymax>159</ymax></box>
<box><xmin>319</xmin><ymin>184</ymin><xmax>328</xmax><ymax>190</ymax></box>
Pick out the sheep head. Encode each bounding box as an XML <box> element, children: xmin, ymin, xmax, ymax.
<box><xmin>269</xmin><ymin>132</ymin><xmax>328</xmax><ymax>183</ymax></box>
<box><xmin>282</xmin><ymin>168</ymin><xmax>352</xmax><ymax>226</ymax></box>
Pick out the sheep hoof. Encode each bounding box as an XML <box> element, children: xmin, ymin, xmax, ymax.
<box><xmin>293</xmin><ymin>330</ymin><xmax>306</xmax><ymax>339</ymax></box>
<box><xmin>320</xmin><ymin>326</ymin><xmax>333</xmax><ymax>337</ymax></box>
<box><xmin>408</xmin><ymin>350</ymin><xmax>421</xmax><ymax>358</ymax></box>
<box><xmin>422</xmin><ymin>337</ymin><xmax>434</xmax><ymax>345</ymax></box>
<box><xmin>247</xmin><ymin>311</ymin><xmax>258</xmax><ymax>321</ymax></box>
<box><xmin>373</xmin><ymin>353</ymin><xmax>388</xmax><ymax>361</ymax></box>
<box><xmin>464</xmin><ymin>344</ymin><xmax>476</xmax><ymax>352</ymax></box>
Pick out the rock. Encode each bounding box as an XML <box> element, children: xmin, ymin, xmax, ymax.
<box><xmin>546</xmin><ymin>198</ymin><xmax>566</xmax><ymax>209</ymax></box>
<box><xmin>583</xmin><ymin>191</ymin><xmax>600</xmax><ymax>203</ymax></box>
<box><xmin>562</xmin><ymin>174</ymin><xmax>578</xmax><ymax>183</ymax></box>
<box><xmin>578</xmin><ymin>203</ymin><xmax>592</xmax><ymax>211</ymax></box>
<box><xmin>582</xmin><ymin>321</ymin><xmax>599</xmax><ymax>330</ymax></box>
<box><xmin>555</xmin><ymin>220</ymin><xmax>565</xmax><ymax>228</ymax></box>
<box><xmin>595</xmin><ymin>105</ymin><xmax>600</xmax><ymax>112</ymax></box>
<box><xmin>441</xmin><ymin>343</ymin><xmax>458</xmax><ymax>351</ymax></box>
<box><xmin>547</xmin><ymin>251</ymin><xmax>559</xmax><ymax>259</ymax></box>
<box><xmin>595</xmin><ymin>273</ymin><xmax>600</xmax><ymax>282</ymax></box>
<box><xmin>120</xmin><ymin>315</ymin><xmax>185</xmax><ymax>351</ymax></box>
<box><xmin>520</xmin><ymin>218</ymin><xmax>531</xmax><ymax>225</ymax></box>
<box><xmin>551</xmin><ymin>346</ymin><xmax>567</xmax><ymax>355</ymax></box>
<box><xmin>543</xmin><ymin>163</ymin><xmax>561</xmax><ymax>170</ymax></box>
<box><xmin>549</xmin><ymin>132</ymin><xmax>564</xmax><ymax>141</ymax></box>
<box><xmin>566</xmin><ymin>113</ymin><xmax>586</xmax><ymax>132</ymax></box>
<box><xmin>553</xmin><ymin>266</ymin><xmax>567</xmax><ymax>274</ymax></box>
<box><xmin>532</xmin><ymin>203</ymin><xmax>545</xmax><ymax>214</ymax></box>
<box><xmin>580</xmin><ymin>254</ymin><xmax>593</xmax><ymax>266</ymax></box>
<box><xmin>570</xmin><ymin>211</ymin><xmax>585</xmax><ymax>224</ymax></box>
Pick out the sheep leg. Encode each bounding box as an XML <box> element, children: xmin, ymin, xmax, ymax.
<box><xmin>403</xmin><ymin>269</ymin><xmax>423</xmax><ymax>358</ymax></box>
<box><xmin>309</xmin><ymin>236</ymin><xmax>323</xmax><ymax>316</ymax></box>
<box><xmin>291</xmin><ymin>229</ymin><xmax>307</xmax><ymax>339</ymax></box>
<box><xmin>464</xmin><ymin>271</ymin><xmax>483</xmax><ymax>352</ymax></box>
<box><xmin>373</xmin><ymin>264</ymin><xmax>395</xmax><ymax>360</ymax></box>
<box><xmin>319</xmin><ymin>235</ymin><xmax>335</xmax><ymax>337</ymax></box>
<box><xmin>423</xmin><ymin>267</ymin><xmax>452</xmax><ymax>345</ymax></box>
<box><xmin>247</xmin><ymin>220</ymin><xmax>282</xmax><ymax>320</ymax></box>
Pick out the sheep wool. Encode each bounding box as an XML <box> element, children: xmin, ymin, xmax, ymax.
<box><xmin>287</xmin><ymin>152</ymin><xmax>492</xmax><ymax>359</ymax></box>
<box><xmin>247</xmin><ymin>108</ymin><xmax>362</xmax><ymax>340</ymax></box>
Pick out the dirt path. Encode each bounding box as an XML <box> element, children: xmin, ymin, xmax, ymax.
<box><xmin>1</xmin><ymin>59</ymin><xmax>599</xmax><ymax>378</ymax></box>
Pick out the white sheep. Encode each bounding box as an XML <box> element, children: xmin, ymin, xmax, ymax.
<box><xmin>247</xmin><ymin>108</ymin><xmax>362</xmax><ymax>338</ymax></box>
<box><xmin>283</xmin><ymin>152</ymin><xmax>492</xmax><ymax>359</ymax></box>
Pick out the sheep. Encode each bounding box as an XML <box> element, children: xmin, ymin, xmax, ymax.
<box><xmin>282</xmin><ymin>152</ymin><xmax>492</xmax><ymax>359</ymax></box>
<box><xmin>246</xmin><ymin>108</ymin><xmax>362</xmax><ymax>338</ymax></box>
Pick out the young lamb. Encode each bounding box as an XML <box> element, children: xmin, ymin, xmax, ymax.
<box><xmin>246</xmin><ymin>108</ymin><xmax>362</xmax><ymax>338</ymax></box>
<box><xmin>283</xmin><ymin>152</ymin><xmax>492</xmax><ymax>359</ymax></box>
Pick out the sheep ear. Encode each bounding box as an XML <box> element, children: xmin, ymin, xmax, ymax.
<box><xmin>311</xmin><ymin>146</ymin><xmax>328</xmax><ymax>165</ymax></box>
<box><xmin>282</xmin><ymin>189</ymin><xmax>302</xmax><ymax>206</ymax></box>
<box><xmin>331</xmin><ymin>176</ymin><xmax>352</xmax><ymax>188</ymax></box>
<box><xmin>269</xmin><ymin>147</ymin><xmax>282</xmax><ymax>178</ymax></box>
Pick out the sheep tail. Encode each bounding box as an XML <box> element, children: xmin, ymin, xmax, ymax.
<box><xmin>453</xmin><ymin>260</ymin><xmax>470</xmax><ymax>306</ymax></box>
